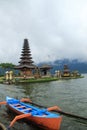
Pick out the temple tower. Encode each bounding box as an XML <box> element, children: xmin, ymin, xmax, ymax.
<box><xmin>15</xmin><ymin>39</ymin><xmax>36</xmax><ymax>77</ymax></box>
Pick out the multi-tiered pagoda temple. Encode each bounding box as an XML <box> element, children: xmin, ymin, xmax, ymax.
<box><xmin>62</xmin><ymin>64</ymin><xmax>70</xmax><ymax>77</ymax></box>
<box><xmin>15</xmin><ymin>39</ymin><xmax>36</xmax><ymax>77</ymax></box>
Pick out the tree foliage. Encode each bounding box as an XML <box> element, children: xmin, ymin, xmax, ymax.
<box><xmin>0</xmin><ymin>63</ymin><xmax>15</xmax><ymax>69</ymax></box>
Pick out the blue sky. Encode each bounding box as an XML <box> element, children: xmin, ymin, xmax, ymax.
<box><xmin>0</xmin><ymin>0</ymin><xmax>87</xmax><ymax>64</ymax></box>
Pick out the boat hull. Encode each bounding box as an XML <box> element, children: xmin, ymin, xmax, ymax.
<box><xmin>7</xmin><ymin>104</ymin><xmax>62</xmax><ymax>130</ymax></box>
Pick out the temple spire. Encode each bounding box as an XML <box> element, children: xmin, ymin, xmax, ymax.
<box><xmin>15</xmin><ymin>39</ymin><xmax>36</xmax><ymax>77</ymax></box>
<box><xmin>19</xmin><ymin>39</ymin><xmax>34</xmax><ymax>66</ymax></box>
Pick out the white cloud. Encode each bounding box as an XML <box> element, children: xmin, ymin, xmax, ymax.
<box><xmin>0</xmin><ymin>0</ymin><xmax>87</xmax><ymax>64</ymax></box>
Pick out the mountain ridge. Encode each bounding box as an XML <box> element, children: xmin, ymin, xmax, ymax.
<box><xmin>38</xmin><ymin>59</ymin><xmax>87</xmax><ymax>74</ymax></box>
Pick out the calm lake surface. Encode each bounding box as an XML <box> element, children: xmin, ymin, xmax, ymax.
<box><xmin>0</xmin><ymin>74</ymin><xmax>87</xmax><ymax>130</ymax></box>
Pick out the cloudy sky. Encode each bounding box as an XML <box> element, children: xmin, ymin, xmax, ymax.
<box><xmin>0</xmin><ymin>0</ymin><xmax>87</xmax><ymax>64</ymax></box>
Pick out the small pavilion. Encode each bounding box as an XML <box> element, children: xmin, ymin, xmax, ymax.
<box><xmin>39</xmin><ymin>64</ymin><xmax>52</xmax><ymax>76</ymax></box>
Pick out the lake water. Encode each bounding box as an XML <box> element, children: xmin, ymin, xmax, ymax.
<box><xmin>0</xmin><ymin>74</ymin><xmax>87</xmax><ymax>130</ymax></box>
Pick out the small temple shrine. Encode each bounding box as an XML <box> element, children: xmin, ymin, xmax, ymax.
<box><xmin>15</xmin><ymin>39</ymin><xmax>36</xmax><ymax>77</ymax></box>
<box><xmin>39</xmin><ymin>64</ymin><xmax>52</xmax><ymax>76</ymax></box>
<box><xmin>61</xmin><ymin>64</ymin><xmax>70</xmax><ymax>77</ymax></box>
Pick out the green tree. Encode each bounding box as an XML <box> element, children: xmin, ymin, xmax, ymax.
<box><xmin>0</xmin><ymin>63</ymin><xmax>15</xmax><ymax>69</ymax></box>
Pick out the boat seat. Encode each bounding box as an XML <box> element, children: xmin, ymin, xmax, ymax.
<box><xmin>21</xmin><ymin>108</ymin><xmax>32</xmax><ymax>112</ymax></box>
<box><xmin>16</xmin><ymin>106</ymin><xmax>25</xmax><ymax>108</ymax></box>
<box><xmin>12</xmin><ymin>103</ymin><xmax>20</xmax><ymax>106</ymax></box>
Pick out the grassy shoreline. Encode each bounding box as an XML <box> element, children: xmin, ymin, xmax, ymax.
<box><xmin>0</xmin><ymin>75</ymin><xmax>84</xmax><ymax>84</ymax></box>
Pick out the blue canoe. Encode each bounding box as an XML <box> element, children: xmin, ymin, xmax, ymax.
<box><xmin>6</xmin><ymin>97</ymin><xmax>62</xmax><ymax>130</ymax></box>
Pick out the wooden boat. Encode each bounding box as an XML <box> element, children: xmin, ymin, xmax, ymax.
<box><xmin>6</xmin><ymin>97</ymin><xmax>62</xmax><ymax>130</ymax></box>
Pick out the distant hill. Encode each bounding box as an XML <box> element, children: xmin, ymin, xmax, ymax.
<box><xmin>38</xmin><ymin>59</ymin><xmax>87</xmax><ymax>74</ymax></box>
